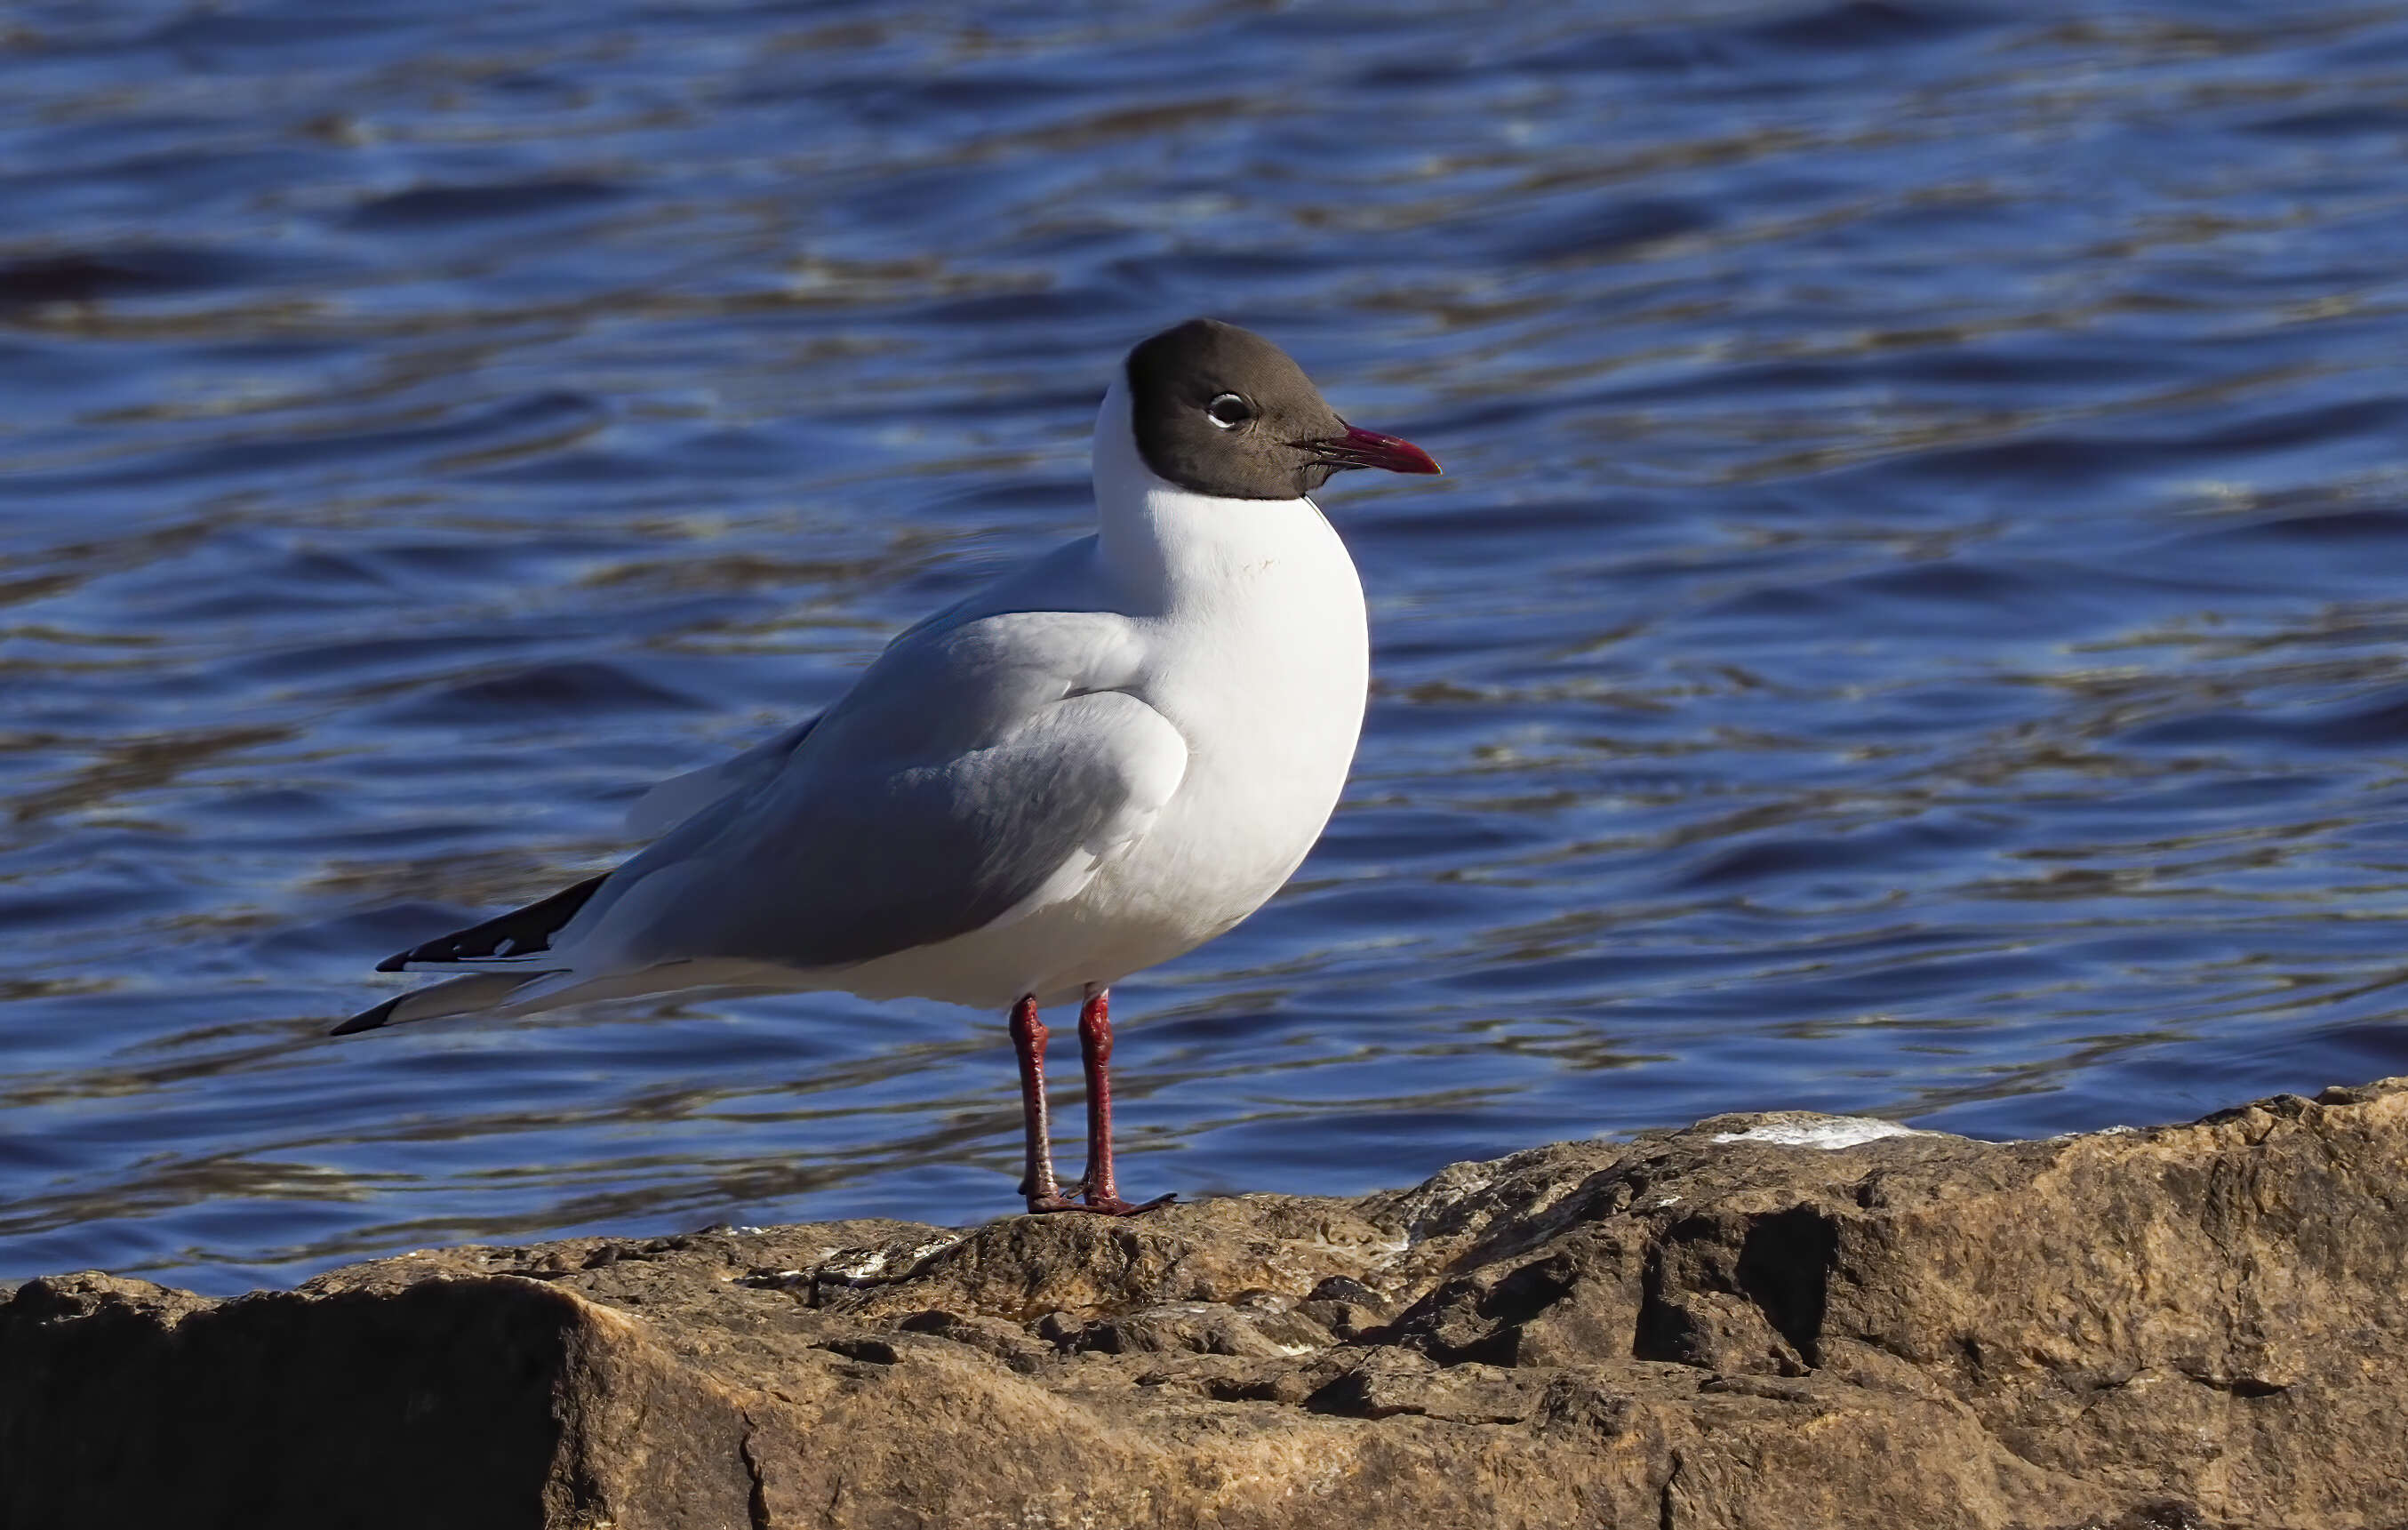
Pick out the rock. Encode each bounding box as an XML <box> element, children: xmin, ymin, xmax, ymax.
<box><xmin>9</xmin><ymin>1082</ymin><xmax>2408</xmax><ymax>1527</ymax></box>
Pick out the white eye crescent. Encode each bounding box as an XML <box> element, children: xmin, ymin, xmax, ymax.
<box><xmin>1206</xmin><ymin>392</ymin><xmax>1253</xmax><ymax>430</ymax></box>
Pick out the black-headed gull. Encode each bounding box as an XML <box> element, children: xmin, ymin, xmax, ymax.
<box><xmin>335</xmin><ymin>318</ymin><xmax>1443</xmax><ymax>1215</ymax></box>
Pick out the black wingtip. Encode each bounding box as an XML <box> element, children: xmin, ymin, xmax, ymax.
<box><xmin>330</xmin><ymin>996</ymin><xmax>404</xmax><ymax>1037</ymax></box>
<box><xmin>372</xmin><ymin>874</ymin><xmax>610</xmax><ymax>974</ymax></box>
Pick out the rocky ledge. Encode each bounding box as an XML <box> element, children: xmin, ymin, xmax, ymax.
<box><xmin>9</xmin><ymin>1083</ymin><xmax>2408</xmax><ymax>1529</ymax></box>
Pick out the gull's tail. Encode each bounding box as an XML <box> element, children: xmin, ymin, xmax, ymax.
<box><xmin>331</xmin><ymin>973</ymin><xmax>538</xmax><ymax>1036</ymax></box>
<box><xmin>332</xmin><ymin>962</ymin><xmax>785</xmax><ymax>1036</ymax></box>
<box><xmin>332</xmin><ymin>869</ymin><xmax>618</xmax><ymax>1037</ymax></box>
<box><xmin>332</xmin><ymin>863</ymin><xmax>793</xmax><ymax>1037</ymax></box>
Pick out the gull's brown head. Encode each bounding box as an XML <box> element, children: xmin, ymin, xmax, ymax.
<box><xmin>1124</xmin><ymin>317</ymin><xmax>1441</xmax><ymax>501</ymax></box>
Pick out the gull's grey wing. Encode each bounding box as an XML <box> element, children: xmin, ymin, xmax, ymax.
<box><xmin>623</xmin><ymin>537</ymin><xmax>1105</xmax><ymax>840</ymax></box>
<box><xmin>626</xmin><ymin>715</ymin><xmax>819</xmax><ymax>837</ymax></box>
<box><xmin>564</xmin><ymin>602</ymin><xmax>1180</xmax><ymax>973</ymax></box>
<box><xmin>584</xmin><ymin>690</ymin><xmax>1183</xmax><ymax>972</ymax></box>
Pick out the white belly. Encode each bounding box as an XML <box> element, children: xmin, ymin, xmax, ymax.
<box><xmin>828</xmin><ymin>504</ymin><xmax>1371</xmax><ymax>1011</ymax></box>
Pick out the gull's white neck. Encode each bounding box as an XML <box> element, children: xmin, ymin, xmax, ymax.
<box><xmin>1089</xmin><ymin>378</ymin><xmax>1338</xmax><ymax>613</ymax></box>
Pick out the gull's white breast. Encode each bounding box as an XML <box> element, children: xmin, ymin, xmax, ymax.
<box><xmin>828</xmin><ymin>382</ymin><xmax>1371</xmax><ymax>1008</ymax></box>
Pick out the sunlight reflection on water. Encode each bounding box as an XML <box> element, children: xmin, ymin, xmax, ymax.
<box><xmin>7</xmin><ymin>0</ymin><xmax>2408</xmax><ymax>1291</ymax></box>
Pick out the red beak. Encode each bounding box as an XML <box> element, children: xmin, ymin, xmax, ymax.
<box><xmin>1300</xmin><ymin>422</ymin><xmax>1443</xmax><ymax>477</ymax></box>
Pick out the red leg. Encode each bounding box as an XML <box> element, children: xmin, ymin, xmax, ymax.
<box><xmin>1010</xmin><ymin>995</ymin><xmax>1079</xmax><ymax>1214</ymax></box>
<box><xmin>1071</xmin><ymin>985</ymin><xmax>1173</xmax><ymax>1216</ymax></box>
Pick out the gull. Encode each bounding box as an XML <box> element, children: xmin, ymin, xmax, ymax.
<box><xmin>333</xmin><ymin>318</ymin><xmax>1443</xmax><ymax>1214</ymax></box>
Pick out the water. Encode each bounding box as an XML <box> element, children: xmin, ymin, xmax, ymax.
<box><xmin>8</xmin><ymin>0</ymin><xmax>2408</xmax><ymax>1294</ymax></box>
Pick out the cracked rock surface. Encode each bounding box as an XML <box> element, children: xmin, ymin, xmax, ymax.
<box><xmin>7</xmin><ymin>1083</ymin><xmax>2408</xmax><ymax>1528</ymax></box>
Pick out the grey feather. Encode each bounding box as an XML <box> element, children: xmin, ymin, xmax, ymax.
<box><xmin>627</xmin><ymin>715</ymin><xmax>820</xmax><ymax>837</ymax></box>
<box><xmin>332</xmin><ymin>973</ymin><xmax>532</xmax><ymax>1035</ymax></box>
<box><xmin>561</xmin><ymin>593</ymin><xmax>1180</xmax><ymax>974</ymax></box>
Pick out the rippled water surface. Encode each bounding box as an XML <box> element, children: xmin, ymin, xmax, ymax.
<box><xmin>12</xmin><ymin>0</ymin><xmax>2408</xmax><ymax>1292</ymax></box>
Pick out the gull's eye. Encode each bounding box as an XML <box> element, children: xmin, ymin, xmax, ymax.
<box><xmin>1205</xmin><ymin>392</ymin><xmax>1254</xmax><ymax>430</ymax></box>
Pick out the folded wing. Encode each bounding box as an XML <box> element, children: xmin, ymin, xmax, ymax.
<box><xmin>625</xmin><ymin>715</ymin><xmax>819</xmax><ymax>837</ymax></box>
<box><xmin>584</xmin><ymin>685</ymin><xmax>1185</xmax><ymax>973</ymax></box>
<box><xmin>381</xmin><ymin>603</ymin><xmax>1180</xmax><ymax>987</ymax></box>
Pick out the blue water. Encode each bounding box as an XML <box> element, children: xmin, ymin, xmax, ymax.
<box><xmin>9</xmin><ymin>0</ymin><xmax>2408</xmax><ymax>1294</ymax></box>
